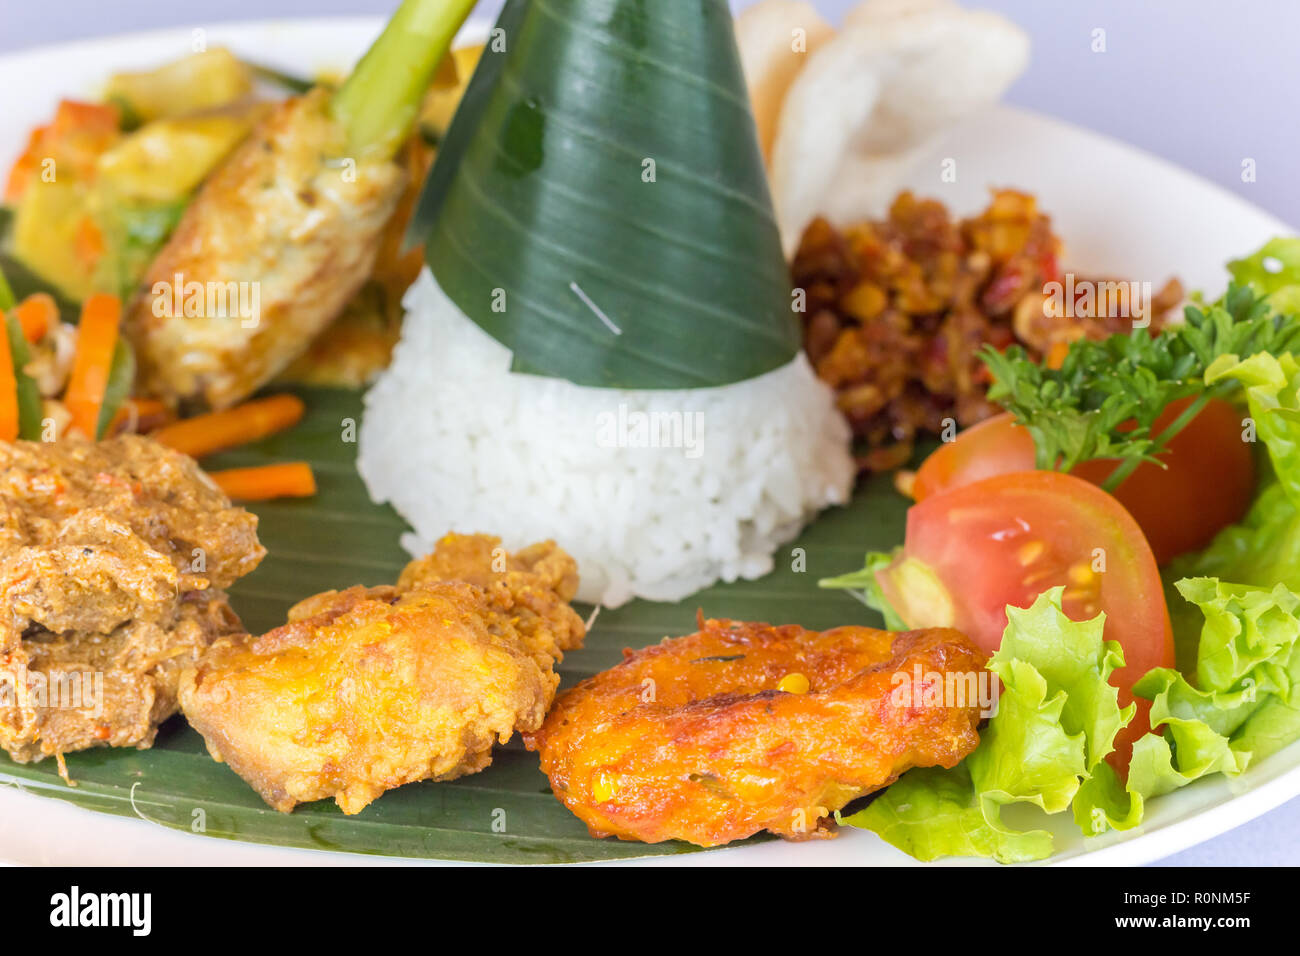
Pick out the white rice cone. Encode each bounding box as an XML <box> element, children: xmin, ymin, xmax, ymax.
<box><xmin>358</xmin><ymin>270</ymin><xmax>855</xmax><ymax>608</ymax></box>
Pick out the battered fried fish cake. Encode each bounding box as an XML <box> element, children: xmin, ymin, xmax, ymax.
<box><xmin>179</xmin><ymin>535</ymin><xmax>585</xmax><ymax>814</ymax></box>
<box><xmin>525</xmin><ymin>618</ymin><xmax>987</xmax><ymax>847</ymax></box>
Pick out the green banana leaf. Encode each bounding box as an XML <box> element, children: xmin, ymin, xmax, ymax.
<box><xmin>0</xmin><ymin>386</ymin><xmax>904</xmax><ymax>864</ymax></box>
<box><xmin>412</xmin><ymin>0</ymin><xmax>800</xmax><ymax>390</ymax></box>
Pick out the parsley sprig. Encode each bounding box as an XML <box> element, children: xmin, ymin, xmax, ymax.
<box><xmin>981</xmin><ymin>283</ymin><xmax>1300</xmax><ymax>491</ymax></box>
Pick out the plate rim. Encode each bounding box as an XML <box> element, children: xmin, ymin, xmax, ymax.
<box><xmin>0</xmin><ymin>16</ymin><xmax>1296</xmax><ymax>867</ymax></box>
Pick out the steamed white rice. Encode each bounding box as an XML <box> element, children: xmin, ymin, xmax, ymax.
<box><xmin>358</xmin><ymin>269</ymin><xmax>855</xmax><ymax>607</ymax></box>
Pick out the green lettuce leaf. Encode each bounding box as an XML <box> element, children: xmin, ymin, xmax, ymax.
<box><xmin>1167</xmin><ymin>482</ymin><xmax>1300</xmax><ymax>595</ymax></box>
<box><xmin>1073</xmin><ymin>761</ymin><xmax>1143</xmax><ymax>835</ymax></box>
<box><xmin>844</xmin><ymin>576</ymin><xmax>1300</xmax><ymax>861</ymax></box>
<box><xmin>1127</xmin><ymin>578</ymin><xmax>1300</xmax><ymax>797</ymax></box>
<box><xmin>1165</xmin><ymin>349</ymin><xmax>1300</xmax><ymax>661</ymax></box>
<box><xmin>1096</xmin><ymin>342</ymin><xmax>1300</xmax><ymax>819</ymax></box>
<box><xmin>1232</xmin><ymin>689</ymin><xmax>1300</xmax><ymax>765</ymax></box>
<box><xmin>838</xmin><ymin>764</ymin><xmax>1051</xmax><ymax>864</ymax></box>
<box><xmin>993</xmin><ymin>595</ymin><xmax>1134</xmax><ymax>772</ymax></box>
<box><xmin>1228</xmin><ymin>237</ymin><xmax>1300</xmax><ymax>317</ymax></box>
<box><xmin>840</xmin><ymin>588</ymin><xmax>1133</xmax><ymax>862</ymax></box>
<box><xmin>1182</xmin><ymin>576</ymin><xmax>1300</xmax><ymax>693</ymax></box>
<box><xmin>1205</xmin><ymin>351</ymin><xmax>1300</xmax><ymax>506</ymax></box>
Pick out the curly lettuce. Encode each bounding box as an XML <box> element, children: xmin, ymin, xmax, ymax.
<box><xmin>1206</xmin><ymin>350</ymin><xmax>1300</xmax><ymax>505</ymax></box>
<box><xmin>1128</xmin><ymin>578</ymin><xmax>1300</xmax><ymax>797</ymax></box>
<box><xmin>844</xmin><ymin>578</ymin><xmax>1300</xmax><ymax>862</ymax></box>
<box><xmin>1168</xmin><ymin>348</ymin><xmax>1300</xmax><ymax>660</ymax></box>
<box><xmin>1228</xmin><ymin>237</ymin><xmax>1300</xmax><ymax>317</ymax></box>
<box><xmin>839</xmin><ymin>588</ymin><xmax>1133</xmax><ymax>862</ymax></box>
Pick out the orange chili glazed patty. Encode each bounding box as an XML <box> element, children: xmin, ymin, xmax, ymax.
<box><xmin>525</xmin><ymin>617</ymin><xmax>988</xmax><ymax>847</ymax></box>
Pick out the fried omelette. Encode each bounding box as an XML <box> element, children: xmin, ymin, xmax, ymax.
<box><xmin>179</xmin><ymin>533</ymin><xmax>585</xmax><ymax>814</ymax></box>
<box><xmin>0</xmin><ymin>436</ymin><xmax>263</xmax><ymax>766</ymax></box>
<box><xmin>525</xmin><ymin>617</ymin><xmax>987</xmax><ymax>847</ymax></box>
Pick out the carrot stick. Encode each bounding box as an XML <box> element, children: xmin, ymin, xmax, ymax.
<box><xmin>0</xmin><ymin>324</ymin><xmax>18</xmax><ymax>442</ymax></box>
<box><xmin>107</xmin><ymin>397</ymin><xmax>171</xmax><ymax>436</ymax></box>
<box><xmin>4</xmin><ymin>126</ymin><xmax>45</xmax><ymax>203</ymax></box>
<box><xmin>13</xmin><ymin>293</ymin><xmax>56</xmax><ymax>343</ymax></box>
<box><xmin>74</xmin><ymin>216</ymin><xmax>106</xmax><ymax>269</ymax></box>
<box><xmin>151</xmin><ymin>394</ymin><xmax>305</xmax><ymax>459</ymax></box>
<box><xmin>64</xmin><ymin>293</ymin><xmax>122</xmax><ymax>439</ymax></box>
<box><xmin>5</xmin><ymin>101</ymin><xmax>118</xmax><ymax>202</ymax></box>
<box><xmin>209</xmin><ymin>462</ymin><xmax>317</xmax><ymax>501</ymax></box>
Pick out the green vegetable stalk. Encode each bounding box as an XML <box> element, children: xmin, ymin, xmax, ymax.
<box><xmin>3</xmin><ymin>312</ymin><xmax>47</xmax><ymax>441</ymax></box>
<box><xmin>330</xmin><ymin>0</ymin><xmax>478</xmax><ymax>160</ymax></box>
<box><xmin>0</xmin><ymin>263</ymin><xmax>15</xmax><ymax>311</ymax></box>
<box><xmin>1097</xmin><ymin>388</ymin><xmax>1214</xmax><ymax>493</ymax></box>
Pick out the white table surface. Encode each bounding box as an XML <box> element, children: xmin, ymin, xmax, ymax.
<box><xmin>0</xmin><ymin>0</ymin><xmax>1296</xmax><ymax>867</ymax></box>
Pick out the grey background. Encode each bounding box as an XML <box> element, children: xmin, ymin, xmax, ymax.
<box><xmin>1</xmin><ymin>0</ymin><xmax>1297</xmax><ymax>866</ymax></box>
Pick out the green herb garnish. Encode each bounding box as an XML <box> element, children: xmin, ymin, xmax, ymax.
<box><xmin>981</xmin><ymin>282</ymin><xmax>1300</xmax><ymax>489</ymax></box>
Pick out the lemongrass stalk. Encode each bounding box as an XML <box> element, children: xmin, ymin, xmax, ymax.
<box><xmin>331</xmin><ymin>0</ymin><xmax>478</xmax><ymax>161</ymax></box>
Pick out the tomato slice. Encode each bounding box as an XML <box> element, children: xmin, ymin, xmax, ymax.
<box><xmin>1071</xmin><ymin>398</ymin><xmax>1254</xmax><ymax>565</ymax></box>
<box><xmin>910</xmin><ymin>412</ymin><xmax>1036</xmax><ymax>502</ymax></box>
<box><xmin>911</xmin><ymin>400</ymin><xmax>1255</xmax><ymax>565</ymax></box>
<box><xmin>878</xmin><ymin>470</ymin><xmax>1175</xmax><ymax>769</ymax></box>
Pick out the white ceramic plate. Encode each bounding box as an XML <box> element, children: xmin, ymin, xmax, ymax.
<box><xmin>1</xmin><ymin>17</ymin><xmax>1296</xmax><ymax>867</ymax></box>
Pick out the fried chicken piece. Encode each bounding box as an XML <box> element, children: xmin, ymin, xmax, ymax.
<box><xmin>0</xmin><ymin>436</ymin><xmax>264</xmax><ymax>766</ymax></box>
<box><xmin>525</xmin><ymin>618</ymin><xmax>987</xmax><ymax>847</ymax></box>
<box><xmin>179</xmin><ymin>534</ymin><xmax>585</xmax><ymax>814</ymax></box>
<box><xmin>125</xmin><ymin>88</ymin><xmax>406</xmax><ymax>410</ymax></box>
<box><xmin>397</xmin><ymin>532</ymin><xmax>584</xmax><ymax>668</ymax></box>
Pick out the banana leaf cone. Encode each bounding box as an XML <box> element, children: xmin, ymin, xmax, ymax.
<box><xmin>409</xmin><ymin>0</ymin><xmax>800</xmax><ymax>389</ymax></box>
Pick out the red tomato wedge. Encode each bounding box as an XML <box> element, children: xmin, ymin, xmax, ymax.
<box><xmin>911</xmin><ymin>412</ymin><xmax>1036</xmax><ymax>502</ymax></box>
<box><xmin>1071</xmin><ymin>398</ymin><xmax>1254</xmax><ymax>565</ymax></box>
<box><xmin>877</xmin><ymin>470</ymin><xmax>1175</xmax><ymax>770</ymax></box>
<box><xmin>911</xmin><ymin>400</ymin><xmax>1254</xmax><ymax>565</ymax></box>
